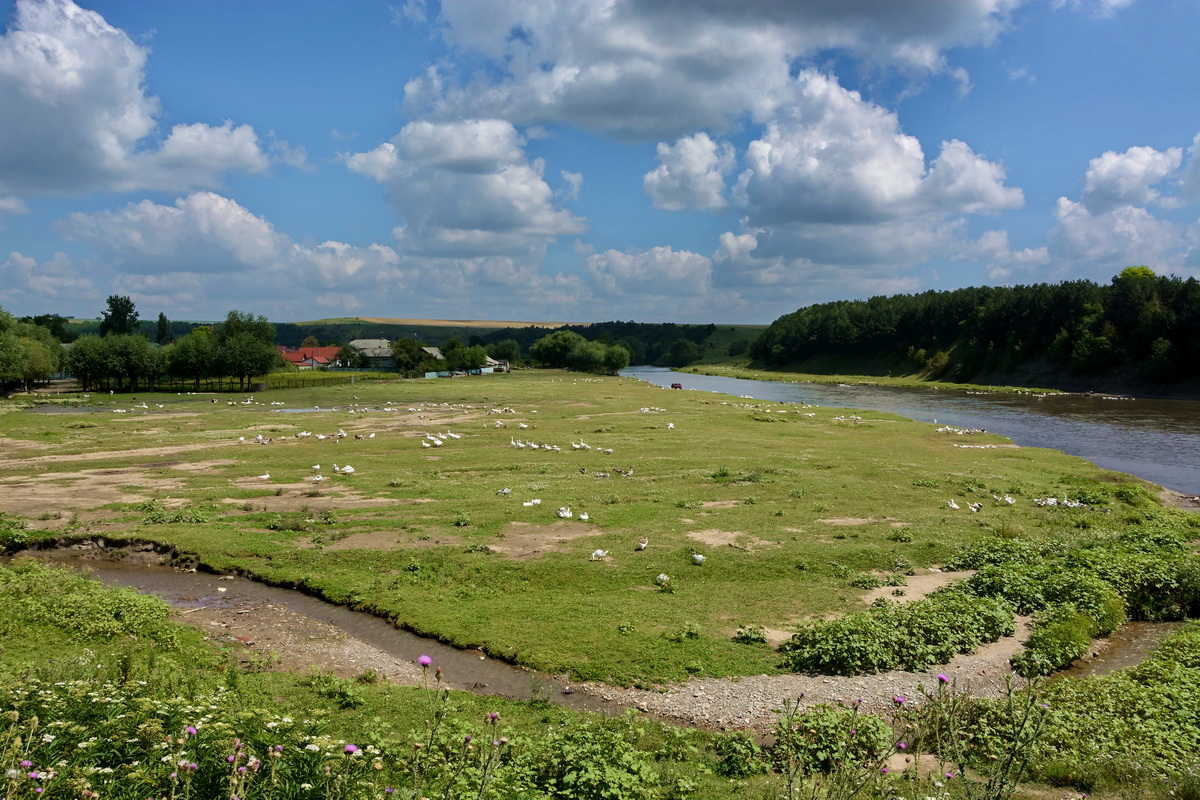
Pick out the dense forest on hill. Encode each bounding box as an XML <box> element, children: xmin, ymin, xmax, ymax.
<box><xmin>751</xmin><ymin>268</ymin><xmax>1200</xmax><ymax>388</ymax></box>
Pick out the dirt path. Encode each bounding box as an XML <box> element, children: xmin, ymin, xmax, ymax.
<box><xmin>176</xmin><ymin>586</ymin><xmax>1031</xmax><ymax>731</ymax></box>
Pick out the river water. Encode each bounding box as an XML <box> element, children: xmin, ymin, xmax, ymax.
<box><xmin>622</xmin><ymin>366</ymin><xmax>1200</xmax><ymax>496</ymax></box>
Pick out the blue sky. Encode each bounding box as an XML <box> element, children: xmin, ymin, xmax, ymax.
<box><xmin>1</xmin><ymin>0</ymin><xmax>1197</xmax><ymax>325</ymax></box>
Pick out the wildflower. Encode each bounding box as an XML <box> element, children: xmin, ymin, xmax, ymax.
<box><xmin>464</xmin><ymin>735</ymin><xmax>473</xmax><ymax>743</ymax></box>
<box><xmin>946</xmin><ymin>772</ymin><xmax>954</xmax><ymax>779</ymax></box>
<box><xmin>937</xmin><ymin>674</ymin><xmax>950</xmax><ymax>683</ymax></box>
<box><xmin>881</xmin><ymin>768</ymin><xmax>889</xmax><ymax>774</ymax></box>
<box><xmin>386</xmin><ymin>789</ymin><xmax>395</xmax><ymax>795</ymax></box>
<box><xmin>418</xmin><ymin>655</ymin><xmax>433</xmax><ymax>667</ymax></box>
<box><xmin>301</xmin><ymin>785</ymin><xmax>313</xmax><ymax>791</ymax></box>
<box><xmin>897</xmin><ymin>742</ymin><xmax>907</xmax><ymax>750</ymax></box>
<box><xmin>5</xmin><ymin>770</ymin><xmax>18</xmax><ymax>780</ymax></box>
<box><xmin>20</xmin><ymin>761</ymin><xmax>31</xmax><ymax>768</ymax></box>
<box><xmin>345</xmin><ymin>745</ymin><xmax>359</xmax><ymax>755</ymax></box>
<box><xmin>488</xmin><ymin>712</ymin><xmax>500</xmax><ymax>721</ymax></box>
<box><xmin>893</xmin><ymin>696</ymin><xmax>906</xmax><ymax>705</ymax></box>
<box><xmin>169</xmin><ymin>773</ymin><xmax>177</xmax><ymax>780</ymax></box>
<box><xmin>227</xmin><ymin>755</ymin><xmax>236</xmax><ymax>763</ymax></box>
<box><xmin>185</xmin><ymin>726</ymin><xmax>197</xmax><ymax>736</ymax></box>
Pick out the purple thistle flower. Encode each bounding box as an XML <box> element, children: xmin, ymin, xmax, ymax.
<box><xmin>345</xmin><ymin>744</ymin><xmax>359</xmax><ymax>754</ymax></box>
<box><xmin>185</xmin><ymin>726</ymin><xmax>197</xmax><ymax>736</ymax></box>
<box><xmin>937</xmin><ymin>674</ymin><xmax>950</xmax><ymax>683</ymax></box>
<box><xmin>418</xmin><ymin>654</ymin><xmax>433</xmax><ymax>667</ymax></box>
<box><xmin>898</xmin><ymin>742</ymin><xmax>907</xmax><ymax>750</ymax></box>
<box><xmin>881</xmin><ymin>768</ymin><xmax>889</xmax><ymax>774</ymax></box>
<box><xmin>946</xmin><ymin>772</ymin><xmax>955</xmax><ymax>779</ymax></box>
<box><xmin>386</xmin><ymin>789</ymin><xmax>395</xmax><ymax>795</ymax></box>
<box><xmin>464</xmin><ymin>735</ymin><xmax>473</xmax><ymax>743</ymax></box>
<box><xmin>488</xmin><ymin>712</ymin><xmax>499</xmax><ymax>721</ymax></box>
<box><xmin>227</xmin><ymin>755</ymin><xmax>236</xmax><ymax>763</ymax></box>
<box><xmin>893</xmin><ymin>695</ymin><xmax>906</xmax><ymax>705</ymax></box>
<box><xmin>19</xmin><ymin>761</ymin><xmax>31</xmax><ymax>768</ymax></box>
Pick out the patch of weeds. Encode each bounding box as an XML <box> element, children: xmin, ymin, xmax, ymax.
<box><xmin>464</xmin><ymin>543</ymin><xmax>493</xmax><ymax>554</ymax></box>
<box><xmin>887</xmin><ymin>530</ymin><xmax>914</xmax><ymax>542</ymax></box>
<box><xmin>883</xmin><ymin>574</ymin><xmax>908</xmax><ymax>587</ymax></box>
<box><xmin>665</xmin><ymin>622</ymin><xmax>702</xmax><ymax>642</ymax></box>
<box><xmin>850</xmin><ymin>572</ymin><xmax>884</xmax><ymax>589</ymax></box>
<box><xmin>303</xmin><ymin>489</ymin><xmax>323</xmax><ymax>498</ymax></box>
<box><xmin>732</xmin><ymin>625</ymin><xmax>768</xmax><ymax>645</ymax></box>
<box><xmin>354</xmin><ymin>668</ymin><xmax>378</xmax><ymax>685</ymax></box>
<box><xmin>616</xmin><ymin>620</ymin><xmax>636</xmax><ymax>636</ymax></box>
<box><xmin>912</xmin><ymin>478</ymin><xmax>939</xmax><ymax>488</ymax></box>
<box><xmin>827</xmin><ymin>562</ymin><xmax>850</xmax><ymax>578</ymax></box>
<box><xmin>833</xmin><ymin>532</ymin><xmax>847</xmax><ymax>540</ymax></box>
<box><xmin>743</xmin><ymin>497</ymin><xmax>756</xmax><ymax>505</ymax></box>
<box><xmin>675</xmin><ymin>500</ymin><xmax>701</xmax><ymax>509</ymax></box>
<box><xmin>601</xmin><ymin>494</ymin><xmax>621</xmax><ymax>505</ymax></box>
<box><xmin>794</xmin><ymin>561</ymin><xmax>810</xmax><ymax>572</ymax></box>
<box><xmin>37</xmin><ymin>511</ymin><xmax>63</xmax><ymax>521</ymax></box>
<box><xmin>774</xmin><ymin>509</ymin><xmax>785</xmax><ymax>516</ymax></box>
<box><xmin>812</xmin><ymin>502</ymin><xmax>829</xmax><ymax>512</ymax></box>
<box><xmin>892</xmin><ymin>589</ymin><xmax>906</xmax><ymax>597</ymax></box>
<box><xmin>302</xmin><ymin>670</ymin><xmax>365</xmax><ymax>709</ymax></box>
<box><xmin>274</xmin><ymin>487</ymin><xmax>285</xmax><ymax>497</ymax></box>
<box><xmin>788</xmin><ymin>488</ymin><xmax>806</xmax><ymax>498</ymax></box>
<box><xmin>812</xmin><ymin>462</ymin><xmax>835</xmax><ymax>470</ymax></box>
<box><xmin>711</xmin><ymin>465</ymin><xmax>731</xmax><ymax>481</ymax></box>
<box><xmin>66</xmin><ymin>422</ymin><xmax>99</xmax><ymax>429</ymax></box>
<box><xmin>454</xmin><ymin>511</ymin><xmax>472</xmax><ymax>527</ymax></box>
<box><xmin>684</xmin><ymin>661</ymin><xmax>705</xmax><ymax>675</ymax></box>
<box><xmin>891</xmin><ymin>555</ymin><xmax>913</xmax><ymax>573</ymax></box>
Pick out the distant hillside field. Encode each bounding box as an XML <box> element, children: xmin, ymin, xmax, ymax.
<box><xmin>355</xmin><ymin>317</ymin><xmax>584</xmax><ymax>329</ymax></box>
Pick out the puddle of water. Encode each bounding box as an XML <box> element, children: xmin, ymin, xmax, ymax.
<box><xmin>1061</xmin><ymin>621</ymin><xmax>1185</xmax><ymax>678</ymax></box>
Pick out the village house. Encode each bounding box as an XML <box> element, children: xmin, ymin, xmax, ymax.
<box><xmin>277</xmin><ymin>345</ymin><xmax>342</xmax><ymax>370</ymax></box>
<box><xmin>349</xmin><ymin>338</ymin><xmax>397</xmax><ymax>370</ymax></box>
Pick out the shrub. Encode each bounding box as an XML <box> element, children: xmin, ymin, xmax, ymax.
<box><xmin>713</xmin><ymin>731</ymin><xmax>767</xmax><ymax>777</ymax></box>
<box><xmin>514</xmin><ymin>717</ymin><xmax>658</xmax><ymax>800</ymax></box>
<box><xmin>1011</xmin><ymin>606</ymin><xmax>1094</xmax><ymax>676</ymax></box>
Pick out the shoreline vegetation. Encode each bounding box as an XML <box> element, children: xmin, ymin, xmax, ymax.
<box><xmin>2</xmin><ymin>370</ymin><xmax>1198</xmax><ymax>799</ymax></box>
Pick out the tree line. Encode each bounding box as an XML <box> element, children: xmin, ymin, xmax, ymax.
<box><xmin>67</xmin><ymin>307</ymin><xmax>284</xmax><ymax>393</ymax></box>
<box><xmin>750</xmin><ymin>268</ymin><xmax>1200</xmax><ymax>386</ymax></box>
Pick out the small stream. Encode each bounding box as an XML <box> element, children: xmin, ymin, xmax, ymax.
<box><xmin>30</xmin><ymin>551</ymin><xmax>617</xmax><ymax>715</ymax></box>
<box><xmin>23</xmin><ymin>549</ymin><xmax>1182</xmax><ymax>707</ymax></box>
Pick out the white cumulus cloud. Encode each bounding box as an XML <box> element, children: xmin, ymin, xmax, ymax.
<box><xmin>344</xmin><ymin>119</ymin><xmax>585</xmax><ymax>257</ymax></box>
<box><xmin>1080</xmin><ymin>145</ymin><xmax>1182</xmax><ymax>213</ymax></box>
<box><xmin>643</xmin><ymin>133</ymin><xmax>735</xmax><ymax>211</ymax></box>
<box><xmin>0</xmin><ymin>0</ymin><xmax>277</xmax><ymax>197</ymax></box>
<box><xmin>404</xmin><ymin>0</ymin><xmax>1023</xmax><ymax>140</ymax></box>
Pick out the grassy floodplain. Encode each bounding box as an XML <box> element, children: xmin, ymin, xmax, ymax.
<box><xmin>0</xmin><ymin>370</ymin><xmax>1166</xmax><ymax>685</ymax></box>
<box><xmin>684</xmin><ymin>362</ymin><xmax>1065</xmax><ymax>396</ymax></box>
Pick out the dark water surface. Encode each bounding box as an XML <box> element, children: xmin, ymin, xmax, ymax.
<box><xmin>622</xmin><ymin>366</ymin><xmax>1200</xmax><ymax>495</ymax></box>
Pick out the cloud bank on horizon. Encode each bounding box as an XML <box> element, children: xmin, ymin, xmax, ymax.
<box><xmin>0</xmin><ymin>0</ymin><xmax>1197</xmax><ymax>324</ymax></box>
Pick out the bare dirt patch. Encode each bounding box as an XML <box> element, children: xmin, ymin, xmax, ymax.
<box><xmin>817</xmin><ymin>516</ymin><xmax>900</xmax><ymax>526</ymax></box>
<box><xmin>297</xmin><ymin>530</ymin><xmax>459</xmax><ymax>551</ymax></box>
<box><xmin>700</xmin><ymin>500</ymin><xmax>740</xmax><ymax>509</ymax></box>
<box><xmin>0</xmin><ymin>441</ymin><xmax>236</xmax><ymax>470</ymax></box>
<box><xmin>686</xmin><ymin>529</ymin><xmax>775</xmax><ymax>550</ymax></box>
<box><xmin>1161</xmin><ymin>488</ymin><xmax>1200</xmax><ymax>511</ymax></box>
<box><xmin>0</xmin><ymin>468</ymin><xmax>185</xmax><ymax>512</ymax></box>
<box><xmin>860</xmin><ymin>570</ymin><xmax>976</xmax><ymax>606</ymax></box>
<box><xmin>488</xmin><ymin>520</ymin><xmax>604</xmax><ymax>559</ymax></box>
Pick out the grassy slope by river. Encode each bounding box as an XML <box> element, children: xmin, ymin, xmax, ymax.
<box><xmin>0</xmin><ymin>370</ymin><xmax>1161</xmax><ymax>685</ymax></box>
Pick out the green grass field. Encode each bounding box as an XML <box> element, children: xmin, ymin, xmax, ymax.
<box><xmin>0</xmin><ymin>370</ymin><xmax>1154</xmax><ymax>686</ymax></box>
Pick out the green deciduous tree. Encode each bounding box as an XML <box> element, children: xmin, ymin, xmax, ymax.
<box><xmin>99</xmin><ymin>295</ymin><xmax>140</xmax><ymax>337</ymax></box>
<box><xmin>530</xmin><ymin>330</ymin><xmax>587</xmax><ymax>368</ymax></box>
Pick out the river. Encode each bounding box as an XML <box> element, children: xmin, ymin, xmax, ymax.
<box><xmin>621</xmin><ymin>366</ymin><xmax>1200</xmax><ymax>496</ymax></box>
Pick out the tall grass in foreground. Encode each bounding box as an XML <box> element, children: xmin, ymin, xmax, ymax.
<box><xmin>3</xmin><ymin>560</ymin><xmax>1200</xmax><ymax>799</ymax></box>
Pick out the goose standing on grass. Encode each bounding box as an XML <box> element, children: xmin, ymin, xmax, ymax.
<box><xmin>579</xmin><ymin>512</ymin><xmax>589</xmax><ymax>521</ymax></box>
<box><xmin>636</xmin><ymin>537</ymin><xmax>648</xmax><ymax>551</ymax></box>
<box><xmin>947</xmin><ymin>499</ymin><xmax>960</xmax><ymax>510</ymax></box>
<box><xmin>590</xmin><ymin>549</ymin><xmax>608</xmax><ymax>561</ymax></box>
<box><xmin>258</xmin><ymin>473</ymin><xmax>271</xmax><ymax>480</ymax></box>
